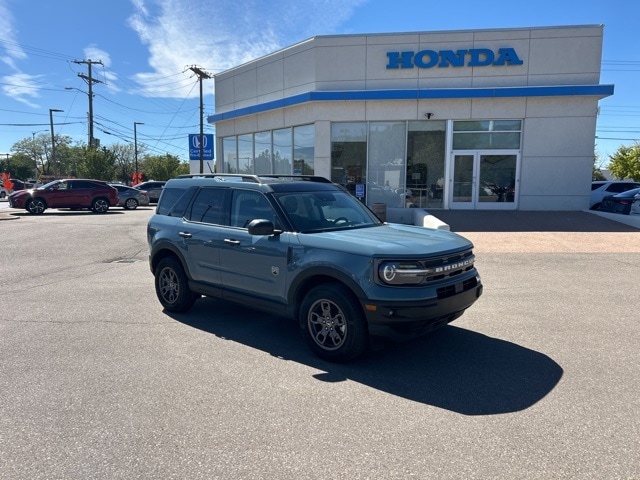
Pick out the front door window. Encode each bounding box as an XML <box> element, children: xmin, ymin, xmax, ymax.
<box><xmin>451</xmin><ymin>152</ymin><xmax>518</xmax><ymax>209</ymax></box>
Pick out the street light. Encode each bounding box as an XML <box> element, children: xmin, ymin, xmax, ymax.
<box><xmin>134</xmin><ymin>122</ymin><xmax>144</xmax><ymax>177</ymax></box>
<box><xmin>49</xmin><ymin>109</ymin><xmax>64</xmax><ymax>178</ymax></box>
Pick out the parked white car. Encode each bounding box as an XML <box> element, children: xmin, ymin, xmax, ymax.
<box><xmin>590</xmin><ymin>181</ymin><xmax>640</xmax><ymax>210</ymax></box>
<box><xmin>0</xmin><ymin>186</ymin><xmax>8</xmax><ymax>199</ymax></box>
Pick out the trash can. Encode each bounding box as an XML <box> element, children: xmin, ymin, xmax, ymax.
<box><xmin>372</xmin><ymin>203</ymin><xmax>387</xmax><ymax>222</ymax></box>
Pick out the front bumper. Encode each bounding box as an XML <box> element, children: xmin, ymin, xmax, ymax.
<box><xmin>8</xmin><ymin>197</ymin><xmax>25</xmax><ymax>209</ymax></box>
<box><xmin>362</xmin><ymin>276</ymin><xmax>483</xmax><ymax>342</ymax></box>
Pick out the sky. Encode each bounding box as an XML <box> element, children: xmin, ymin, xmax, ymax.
<box><xmin>1</xmin><ymin>0</ymin><xmax>639</xmax><ymax>166</ymax></box>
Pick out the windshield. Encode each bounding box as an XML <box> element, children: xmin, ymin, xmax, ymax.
<box><xmin>276</xmin><ymin>190</ymin><xmax>382</xmax><ymax>233</ymax></box>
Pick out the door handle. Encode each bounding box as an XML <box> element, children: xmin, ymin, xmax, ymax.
<box><xmin>178</xmin><ymin>231</ymin><xmax>192</xmax><ymax>238</ymax></box>
<box><xmin>224</xmin><ymin>238</ymin><xmax>241</xmax><ymax>245</ymax></box>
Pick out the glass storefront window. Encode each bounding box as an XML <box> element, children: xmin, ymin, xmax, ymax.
<box><xmin>254</xmin><ymin>131</ymin><xmax>272</xmax><ymax>174</ymax></box>
<box><xmin>273</xmin><ymin>128</ymin><xmax>293</xmax><ymax>174</ymax></box>
<box><xmin>331</xmin><ymin>123</ymin><xmax>367</xmax><ymax>199</ymax></box>
<box><xmin>331</xmin><ymin>121</ymin><xmax>446</xmax><ymax>208</ymax></box>
<box><xmin>293</xmin><ymin>124</ymin><xmax>314</xmax><ymax>174</ymax></box>
<box><xmin>237</xmin><ymin>134</ymin><xmax>253</xmax><ymax>174</ymax></box>
<box><xmin>222</xmin><ymin>136</ymin><xmax>237</xmax><ymax>173</ymax></box>
<box><xmin>368</xmin><ymin>122</ymin><xmax>407</xmax><ymax>208</ymax></box>
<box><xmin>407</xmin><ymin>121</ymin><xmax>446</xmax><ymax>208</ymax></box>
<box><xmin>221</xmin><ymin>124</ymin><xmax>314</xmax><ymax>175</ymax></box>
<box><xmin>452</xmin><ymin>120</ymin><xmax>522</xmax><ymax>150</ymax></box>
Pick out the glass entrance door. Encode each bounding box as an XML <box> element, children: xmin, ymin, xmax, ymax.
<box><xmin>450</xmin><ymin>152</ymin><xmax>519</xmax><ymax>209</ymax></box>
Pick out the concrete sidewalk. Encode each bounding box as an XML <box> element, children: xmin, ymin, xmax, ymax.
<box><xmin>431</xmin><ymin>210</ymin><xmax>640</xmax><ymax>233</ymax></box>
<box><xmin>430</xmin><ymin>210</ymin><xmax>639</xmax><ymax>254</ymax></box>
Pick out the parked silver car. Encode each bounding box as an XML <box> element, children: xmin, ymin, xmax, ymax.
<box><xmin>133</xmin><ymin>181</ymin><xmax>165</xmax><ymax>203</ymax></box>
<box><xmin>109</xmin><ymin>184</ymin><xmax>150</xmax><ymax>210</ymax></box>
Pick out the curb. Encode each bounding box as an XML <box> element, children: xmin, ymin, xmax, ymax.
<box><xmin>0</xmin><ymin>212</ymin><xmax>18</xmax><ymax>220</ymax></box>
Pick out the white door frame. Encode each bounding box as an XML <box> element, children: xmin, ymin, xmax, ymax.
<box><xmin>448</xmin><ymin>150</ymin><xmax>520</xmax><ymax>210</ymax></box>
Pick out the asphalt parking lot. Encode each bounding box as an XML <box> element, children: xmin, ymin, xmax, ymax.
<box><xmin>0</xmin><ymin>203</ymin><xmax>638</xmax><ymax>479</ymax></box>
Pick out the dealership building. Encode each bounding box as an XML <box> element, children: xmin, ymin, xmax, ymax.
<box><xmin>208</xmin><ymin>24</ymin><xmax>613</xmax><ymax>212</ymax></box>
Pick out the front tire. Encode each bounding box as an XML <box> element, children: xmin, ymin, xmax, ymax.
<box><xmin>155</xmin><ymin>257</ymin><xmax>198</xmax><ymax>312</ymax></box>
<box><xmin>300</xmin><ymin>284</ymin><xmax>369</xmax><ymax>362</ymax></box>
<box><xmin>91</xmin><ymin>198</ymin><xmax>110</xmax><ymax>213</ymax></box>
<box><xmin>27</xmin><ymin>198</ymin><xmax>46</xmax><ymax>214</ymax></box>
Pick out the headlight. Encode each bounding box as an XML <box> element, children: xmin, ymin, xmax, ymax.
<box><xmin>378</xmin><ymin>261</ymin><xmax>424</xmax><ymax>285</ymax></box>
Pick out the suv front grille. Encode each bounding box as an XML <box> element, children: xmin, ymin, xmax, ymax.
<box><xmin>421</xmin><ymin>249</ymin><xmax>475</xmax><ymax>283</ymax></box>
<box><xmin>437</xmin><ymin>276</ymin><xmax>479</xmax><ymax>299</ymax></box>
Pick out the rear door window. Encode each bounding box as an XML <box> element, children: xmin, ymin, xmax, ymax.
<box><xmin>187</xmin><ymin>187</ymin><xmax>226</xmax><ymax>225</ymax></box>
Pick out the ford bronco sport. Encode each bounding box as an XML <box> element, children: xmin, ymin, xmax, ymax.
<box><xmin>147</xmin><ymin>174</ymin><xmax>482</xmax><ymax>362</ymax></box>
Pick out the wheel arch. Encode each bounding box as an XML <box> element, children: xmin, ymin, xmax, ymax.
<box><xmin>150</xmin><ymin>243</ymin><xmax>191</xmax><ymax>279</ymax></box>
<box><xmin>287</xmin><ymin>267</ymin><xmax>368</xmax><ymax>320</ymax></box>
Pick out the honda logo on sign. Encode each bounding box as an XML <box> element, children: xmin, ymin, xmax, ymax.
<box><xmin>189</xmin><ymin>134</ymin><xmax>214</xmax><ymax>160</ymax></box>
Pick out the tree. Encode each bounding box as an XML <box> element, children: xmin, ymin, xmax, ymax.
<box><xmin>76</xmin><ymin>147</ymin><xmax>116</xmax><ymax>180</ymax></box>
<box><xmin>139</xmin><ymin>154</ymin><xmax>189</xmax><ymax>181</ymax></box>
<box><xmin>0</xmin><ymin>152</ymin><xmax>35</xmax><ymax>181</ymax></box>
<box><xmin>110</xmin><ymin>143</ymin><xmax>137</xmax><ymax>184</ymax></box>
<box><xmin>608</xmin><ymin>143</ymin><xmax>640</xmax><ymax>181</ymax></box>
<box><xmin>10</xmin><ymin>133</ymin><xmax>73</xmax><ymax>180</ymax></box>
<box><xmin>593</xmin><ymin>151</ymin><xmax>606</xmax><ymax>180</ymax></box>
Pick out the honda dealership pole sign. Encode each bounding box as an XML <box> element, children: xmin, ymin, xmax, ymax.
<box><xmin>189</xmin><ymin>134</ymin><xmax>214</xmax><ymax>173</ymax></box>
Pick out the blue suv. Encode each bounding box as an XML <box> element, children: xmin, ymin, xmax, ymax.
<box><xmin>147</xmin><ymin>175</ymin><xmax>482</xmax><ymax>361</ymax></box>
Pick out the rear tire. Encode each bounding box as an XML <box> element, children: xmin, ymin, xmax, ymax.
<box><xmin>155</xmin><ymin>257</ymin><xmax>198</xmax><ymax>312</ymax></box>
<box><xmin>299</xmin><ymin>284</ymin><xmax>369</xmax><ymax>362</ymax></box>
<box><xmin>124</xmin><ymin>198</ymin><xmax>138</xmax><ymax>210</ymax></box>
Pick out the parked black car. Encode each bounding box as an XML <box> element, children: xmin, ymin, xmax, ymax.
<box><xmin>598</xmin><ymin>187</ymin><xmax>640</xmax><ymax>215</ymax></box>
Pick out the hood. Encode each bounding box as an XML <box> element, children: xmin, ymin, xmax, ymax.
<box><xmin>297</xmin><ymin>223</ymin><xmax>473</xmax><ymax>257</ymax></box>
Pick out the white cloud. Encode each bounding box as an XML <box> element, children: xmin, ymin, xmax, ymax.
<box><xmin>1</xmin><ymin>72</ymin><xmax>42</xmax><ymax>108</ymax></box>
<box><xmin>127</xmin><ymin>0</ymin><xmax>367</xmax><ymax>98</ymax></box>
<box><xmin>0</xmin><ymin>0</ymin><xmax>43</xmax><ymax>106</ymax></box>
<box><xmin>0</xmin><ymin>0</ymin><xmax>26</xmax><ymax>64</ymax></box>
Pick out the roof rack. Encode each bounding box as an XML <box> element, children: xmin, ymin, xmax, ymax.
<box><xmin>175</xmin><ymin>173</ymin><xmax>332</xmax><ymax>184</ymax></box>
<box><xmin>257</xmin><ymin>175</ymin><xmax>332</xmax><ymax>183</ymax></box>
<box><xmin>176</xmin><ymin>173</ymin><xmax>260</xmax><ymax>183</ymax></box>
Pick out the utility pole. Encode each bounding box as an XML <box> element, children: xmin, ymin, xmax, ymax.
<box><xmin>73</xmin><ymin>59</ymin><xmax>103</xmax><ymax>148</ymax></box>
<box><xmin>188</xmin><ymin>66</ymin><xmax>212</xmax><ymax>173</ymax></box>
<box><xmin>49</xmin><ymin>109</ymin><xmax>64</xmax><ymax>178</ymax></box>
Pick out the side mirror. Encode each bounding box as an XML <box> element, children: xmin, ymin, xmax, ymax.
<box><xmin>247</xmin><ymin>219</ymin><xmax>277</xmax><ymax>236</ymax></box>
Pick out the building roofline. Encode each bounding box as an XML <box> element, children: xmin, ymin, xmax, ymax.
<box><xmin>208</xmin><ymin>84</ymin><xmax>614</xmax><ymax>123</ymax></box>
